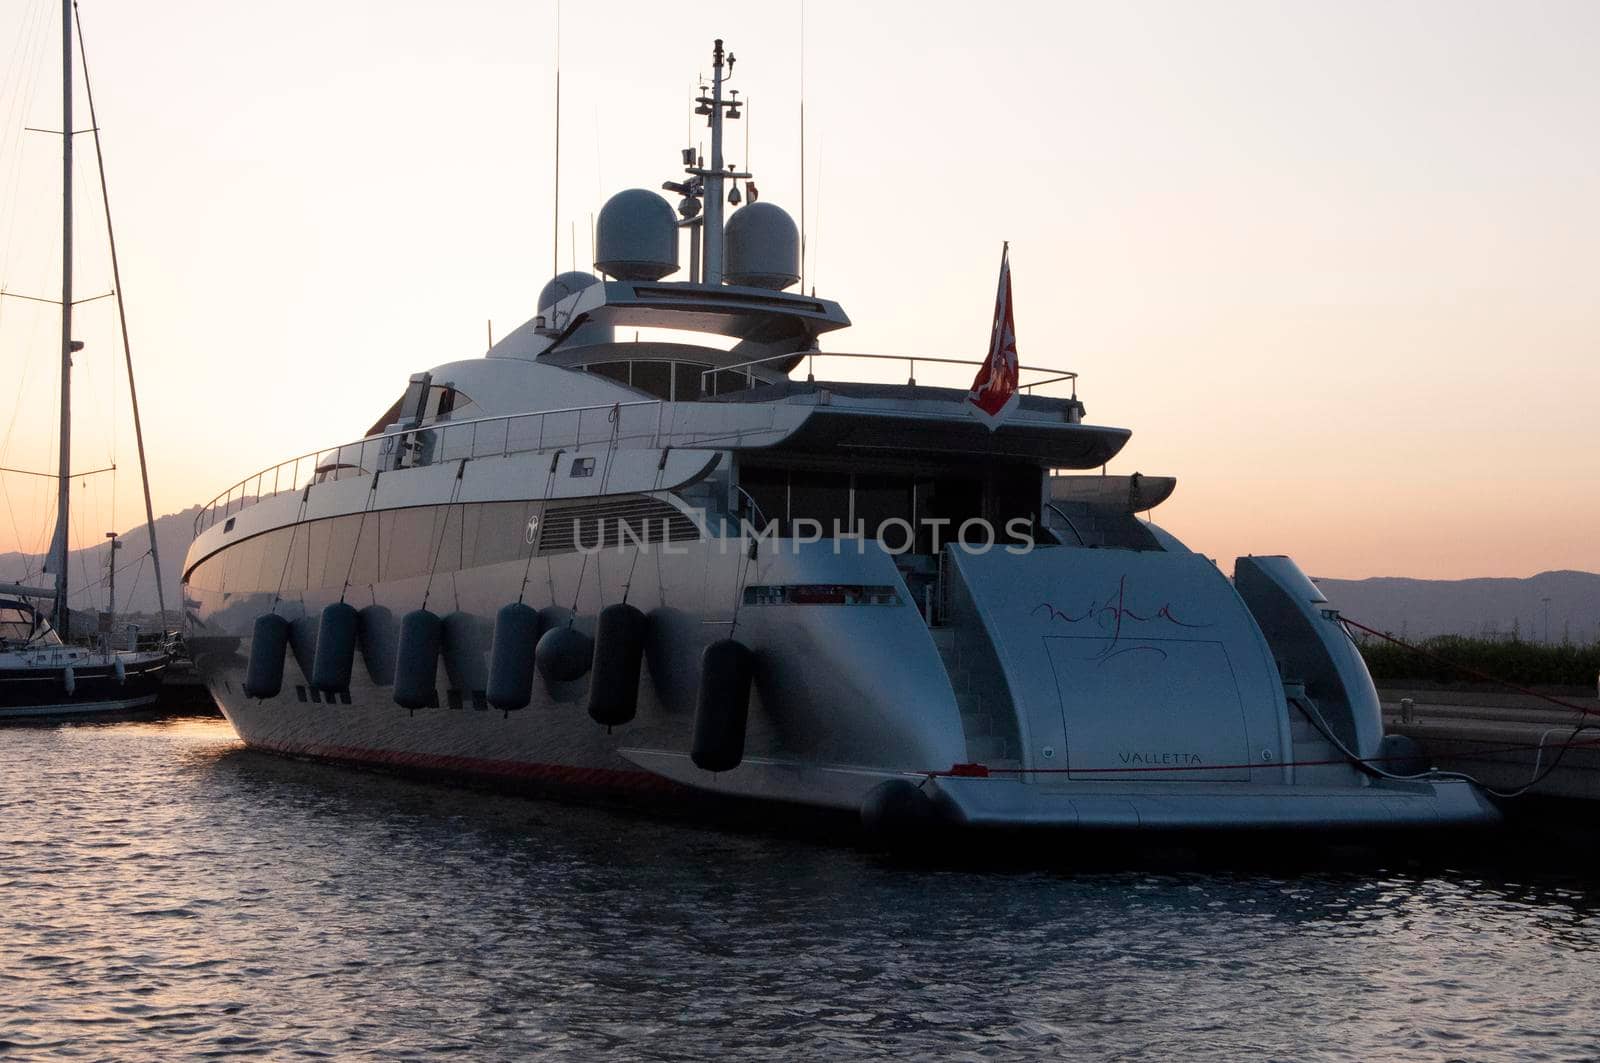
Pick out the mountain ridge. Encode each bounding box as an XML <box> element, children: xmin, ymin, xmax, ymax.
<box><xmin>0</xmin><ymin>505</ymin><xmax>200</xmax><ymax>617</ymax></box>
<box><xmin>1314</xmin><ymin>568</ymin><xmax>1600</xmax><ymax>644</ymax></box>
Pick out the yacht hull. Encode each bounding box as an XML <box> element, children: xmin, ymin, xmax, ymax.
<box><xmin>186</xmin><ymin>498</ymin><xmax>1500</xmax><ymax>833</ymax></box>
<box><xmin>187</xmin><ymin>522</ymin><xmax>967</xmax><ymax>811</ymax></box>
<box><xmin>927</xmin><ymin>773</ymin><xmax>1500</xmax><ymax>831</ymax></box>
<box><xmin>204</xmin><ymin>688</ymin><xmax>1501</xmax><ymax>832</ymax></box>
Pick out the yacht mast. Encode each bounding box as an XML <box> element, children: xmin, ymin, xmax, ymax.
<box><xmin>701</xmin><ymin>40</ymin><xmax>727</xmax><ymax>284</ymax></box>
<box><xmin>54</xmin><ymin>0</ymin><xmax>74</xmax><ymax>634</ymax></box>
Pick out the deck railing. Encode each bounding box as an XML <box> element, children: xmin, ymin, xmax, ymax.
<box><xmin>194</xmin><ymin>399</ymin><xmax>665</xmax><ymax>536</ymax></box>
<box><xmin>702</xmin><ymin>350</ymin><xmax>1078</xmax><ymax>397</ymax></box>
<box><xmin>196</xmin><ymin>353</ymin><xmax>1083</xmax><ymax>537</ymax></box>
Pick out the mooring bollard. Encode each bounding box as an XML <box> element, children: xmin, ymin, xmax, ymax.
<box><xmin>1400</xmin><ymin>697</ymin><xmax>1415</xmax><ymax>725</ymax></box>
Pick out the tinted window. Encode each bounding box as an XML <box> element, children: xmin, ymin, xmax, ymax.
<box><xmin>709</xmin><ymin>369</ymin><xmax>751</xmax><ymax>396</ymax></box>
<box><xmin>854</xmin><ymin>474</ymin><xmax>915</xmax><ymax>548</ymax></box>
<box><xmin>631</xmin><ymin>361</ymin><xmax>673</xmax><ymax>400</ymax></box>
<box><xmin>674</xmin><ymin>363</ymin><xmax>710</xmax><ymax>401</ymax></box>
<box><xmin>738</xmin><ymin>464</ymin><xmax>788</xmax><ymax>533</ymax></box>
<box><xmin>788</xmin><ymin>470</ymin><xmax>850</xmax><ymax>535</ymax></box>
<box><xmin>587</xmin><ymin>362</ymin><xmax>630</xmax><ymax>385</ymax></box>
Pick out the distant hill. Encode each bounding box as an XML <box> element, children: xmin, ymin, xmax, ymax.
<box><xmin>1314</xmin><ymin>570</ymin><xmax>1600</xmax><ymax>645</ymax></box>
<box><xmin>0</xmin><ymin>505</ymin><xmax>198</xmax><ymax>620</ymax></box>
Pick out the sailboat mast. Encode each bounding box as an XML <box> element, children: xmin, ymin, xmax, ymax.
<box><xmin>55</xmin><ymin>0</ymin><xmax>73</xmax><ymax>635</ymax></box>
<box><xmin>74</xmin><ymin>3</ymin><xmax>169</xmax><ymax>630</ymax></box>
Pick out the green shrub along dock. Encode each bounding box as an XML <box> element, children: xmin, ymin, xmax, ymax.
<box><xmin>1361</xmin><ymin>635</ymin><xmax>1600</xmax><ymax>691</ymax></box>
<box><xmin>1358</xmin><ymin>636</ymin><xmax>1600</xmax><ymax>804</ymax></box>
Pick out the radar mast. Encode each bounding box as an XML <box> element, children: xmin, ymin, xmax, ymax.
<box><xmin>662</xmin><ymin>40</ymin><xmax>749</xmax><ymax>285</ymax></box>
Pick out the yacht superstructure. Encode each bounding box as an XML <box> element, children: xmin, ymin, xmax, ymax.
<box><xmin>182</xmin><ymin>41</ymin><xmax>1496</xmax><ymax>833</ymax></box>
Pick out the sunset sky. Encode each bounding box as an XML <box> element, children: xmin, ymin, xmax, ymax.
<box><xmin>0</xmin><ymin>0</ymin><xmax>1594</xmax><ymax>581</ymax></box>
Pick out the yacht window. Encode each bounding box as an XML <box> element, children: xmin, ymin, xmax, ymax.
<box><xmin>854</xmin><ymin>474</ymin><xmax>916</xmax><ymax>550</ymax></box>
<box><xmin>708</xmin><ymin>369</ymin><xmax>753</xmax><ymax>396</ymax></box>
<box><xmin>630</xmin><ymin>361</ymin><xmax>673</xmax><ymax>401</ymax></box>
<box><xmin>990</xmin><ymin>465</ymin><xmax>1043</xmax><ymax>546</ymax></box>
<box><xmin>587</xmin><ymin>362</ymin><xmax>632</xmax><ymax>385</ymax></box>
<box><xmin>787</xmin><ymin>470</ymin><xmax>851</xmax><ymax>535</ymax></box>
<box><xmin>421</xmin><ymin>385</ymin><xmax>478</xmax><ymax>424</ymax></box>
<box><xmin>582</xmin><ymin>360</ymin><xmax>749</xmax><ymax>401</ymax></box>
<box><xmin>737</xmin><ymin>465</ymin><xmax>788</xmax><ymax>532</ymax></box>
<box><xmin>921</xmin><ymin>476</ymin><xmax>987</xmax><ymax>549</ymax></box>
<box><xmin>571</xmin><ymin>457</ymin><xmax>596</xmax><ymax>478</ymax></box>
<box><xmin>674</xmin><ymin>363</ymin><xmax>710</xmax><ymax>401</ymax></box>
<box><xmin>735</xmin><ymin>464</ymin><xmax>1038</xmax><ymax>550</ymax></box>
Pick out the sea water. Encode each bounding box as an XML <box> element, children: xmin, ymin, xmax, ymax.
<box><xmin>2</xmin><ymin>717</ymin><xmax>1597</xmax><ymax>1061</ymax></box>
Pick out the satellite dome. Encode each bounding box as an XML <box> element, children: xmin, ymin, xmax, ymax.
<box><xmin>724</xmin><ymin>202</ymin><xmax>800</xmax><ymax>290</ymax></box>
<box><xmin>535</xmin><ymin>270</ymin><xmax>613</xmax><ymax>347</ymax></box>
<box><xmin>595</xmin><ymin>189</ymin><xmax>679</xmax><ymax>281</ymax></box>
<box><xmin>538</xmin><ymin>271</ymin><xmax>599</xmax><ymax>313</ymax></box>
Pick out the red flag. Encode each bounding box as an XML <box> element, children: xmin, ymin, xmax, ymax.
<box><xmin>967</xmin><ymin>243</ymin><xmax>1020</xmax><ymax>429</ymax></box>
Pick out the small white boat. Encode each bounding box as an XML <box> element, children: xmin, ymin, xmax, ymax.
<box><xmin>182</xmin><ymin>40</ymin><xmax>1496</xmax><ymax>837</ymax></box>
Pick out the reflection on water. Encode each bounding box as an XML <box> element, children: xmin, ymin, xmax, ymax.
<box><xmin>2</xmin><ymin>718</ymin><xmax>1598</xmax><ymax>1061</ymax></box>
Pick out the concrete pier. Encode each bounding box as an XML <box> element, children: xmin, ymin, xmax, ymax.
<box><xmin>1380</xmin><ymin>687</ymin><xmax>1600</xmax><ymax>801</ymax></box>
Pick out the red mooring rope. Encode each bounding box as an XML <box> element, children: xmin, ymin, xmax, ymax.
<box><xmin>1337</xmin><ymin>616</ymin><xmax>1597</xmax><ymax>717</ymax></box>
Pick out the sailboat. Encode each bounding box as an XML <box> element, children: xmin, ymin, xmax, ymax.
<box><xmin>0</xmin><ymin>1</ymin><xmax>169</xmax><ymax>720</ymax></box>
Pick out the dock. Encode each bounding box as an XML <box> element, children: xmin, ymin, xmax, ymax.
<box><xmin>1380</xmin><ymin>687</ymin><xmax>1600</xmax><ymax>802</ymax></box>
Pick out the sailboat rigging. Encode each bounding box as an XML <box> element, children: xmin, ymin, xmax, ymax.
<box><xmin>0</xmin><ymin>0</ymin><xmax>169</xmax><ymax>719</ymax></box>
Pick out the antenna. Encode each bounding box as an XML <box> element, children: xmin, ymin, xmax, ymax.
<box><xmin>593</xmin><ymin>104</ymin><xmax>603</xmax><ymax>205</ymax></box>
<box><xmin>798</xmin><ymin>0</ymin><xmax>807</xmax><ymax>293</ymax></box>
<box><xmin>551</xmin><ymin>0</ymin><xmax>561</xmax><ymax>281</ymax></box>
<box><xmin>812</xmin><ymin>139</ymin><xmax>822</xmax><ymax>292</ymax></box>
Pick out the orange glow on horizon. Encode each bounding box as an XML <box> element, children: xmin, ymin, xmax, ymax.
<box><xmin>0</xmin><ymin>1</ymin><xmax>1593</xmax><ymax>582</ymax></box>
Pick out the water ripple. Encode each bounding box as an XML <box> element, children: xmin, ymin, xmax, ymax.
<box><xmin>2</xmin><ymin>718</ymin><xmax>1598</xmax><ymax>1060</ymax></box>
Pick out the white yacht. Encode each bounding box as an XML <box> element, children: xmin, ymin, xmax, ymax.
<box><xmin>182</xmin><ymin>41</ymin><xmax>1496</xmax><ymax>834</ymax></box>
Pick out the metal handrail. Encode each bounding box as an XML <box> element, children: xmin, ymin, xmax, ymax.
<box><xmin>193</xmin><ymin>399</ymin><xmax>663</xmax><ymax>536</ymax></box>
<box><xmin>731</xmin><ymin>484</ymin><xmax>767</xmax><ymax>530</ymax></box>
<box><xmin>198</xmin><ymin>350</ymin><xmax>1085</xmax><ymax>536</ymax></box>
<box><xmin>701</xmin><ymin>349</ymin><xmax>1078</xmax><ymax>396</ymax></box>
<box><xmin>1044</xmin><ymin>502</ymin><xmax>1086</xmax><ymax>547</ymax></box>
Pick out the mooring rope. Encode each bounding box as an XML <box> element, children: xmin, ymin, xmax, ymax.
<box><xmin>567</xmin><ymin>404</ymin><xmax>622</xmax><ymax>616</ymax></box>
<box><xmin>338</xmin><ymin>470</ymin><xmax>381</xmax><ymax>605</ymax></box>
<box><xmin>621</xmin><ymin>445</ymin><xmax>671</xmax><ymax>605</ymax></box>
<box><xmin>1339</xmin><ymin>615</ymin><xmax>1596</xmax><ymax>718</ymax></box>
<box><xmin>419</xmin><ymin>460</ymin><xmax>467</xmax><ymax>612</ymax></box>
